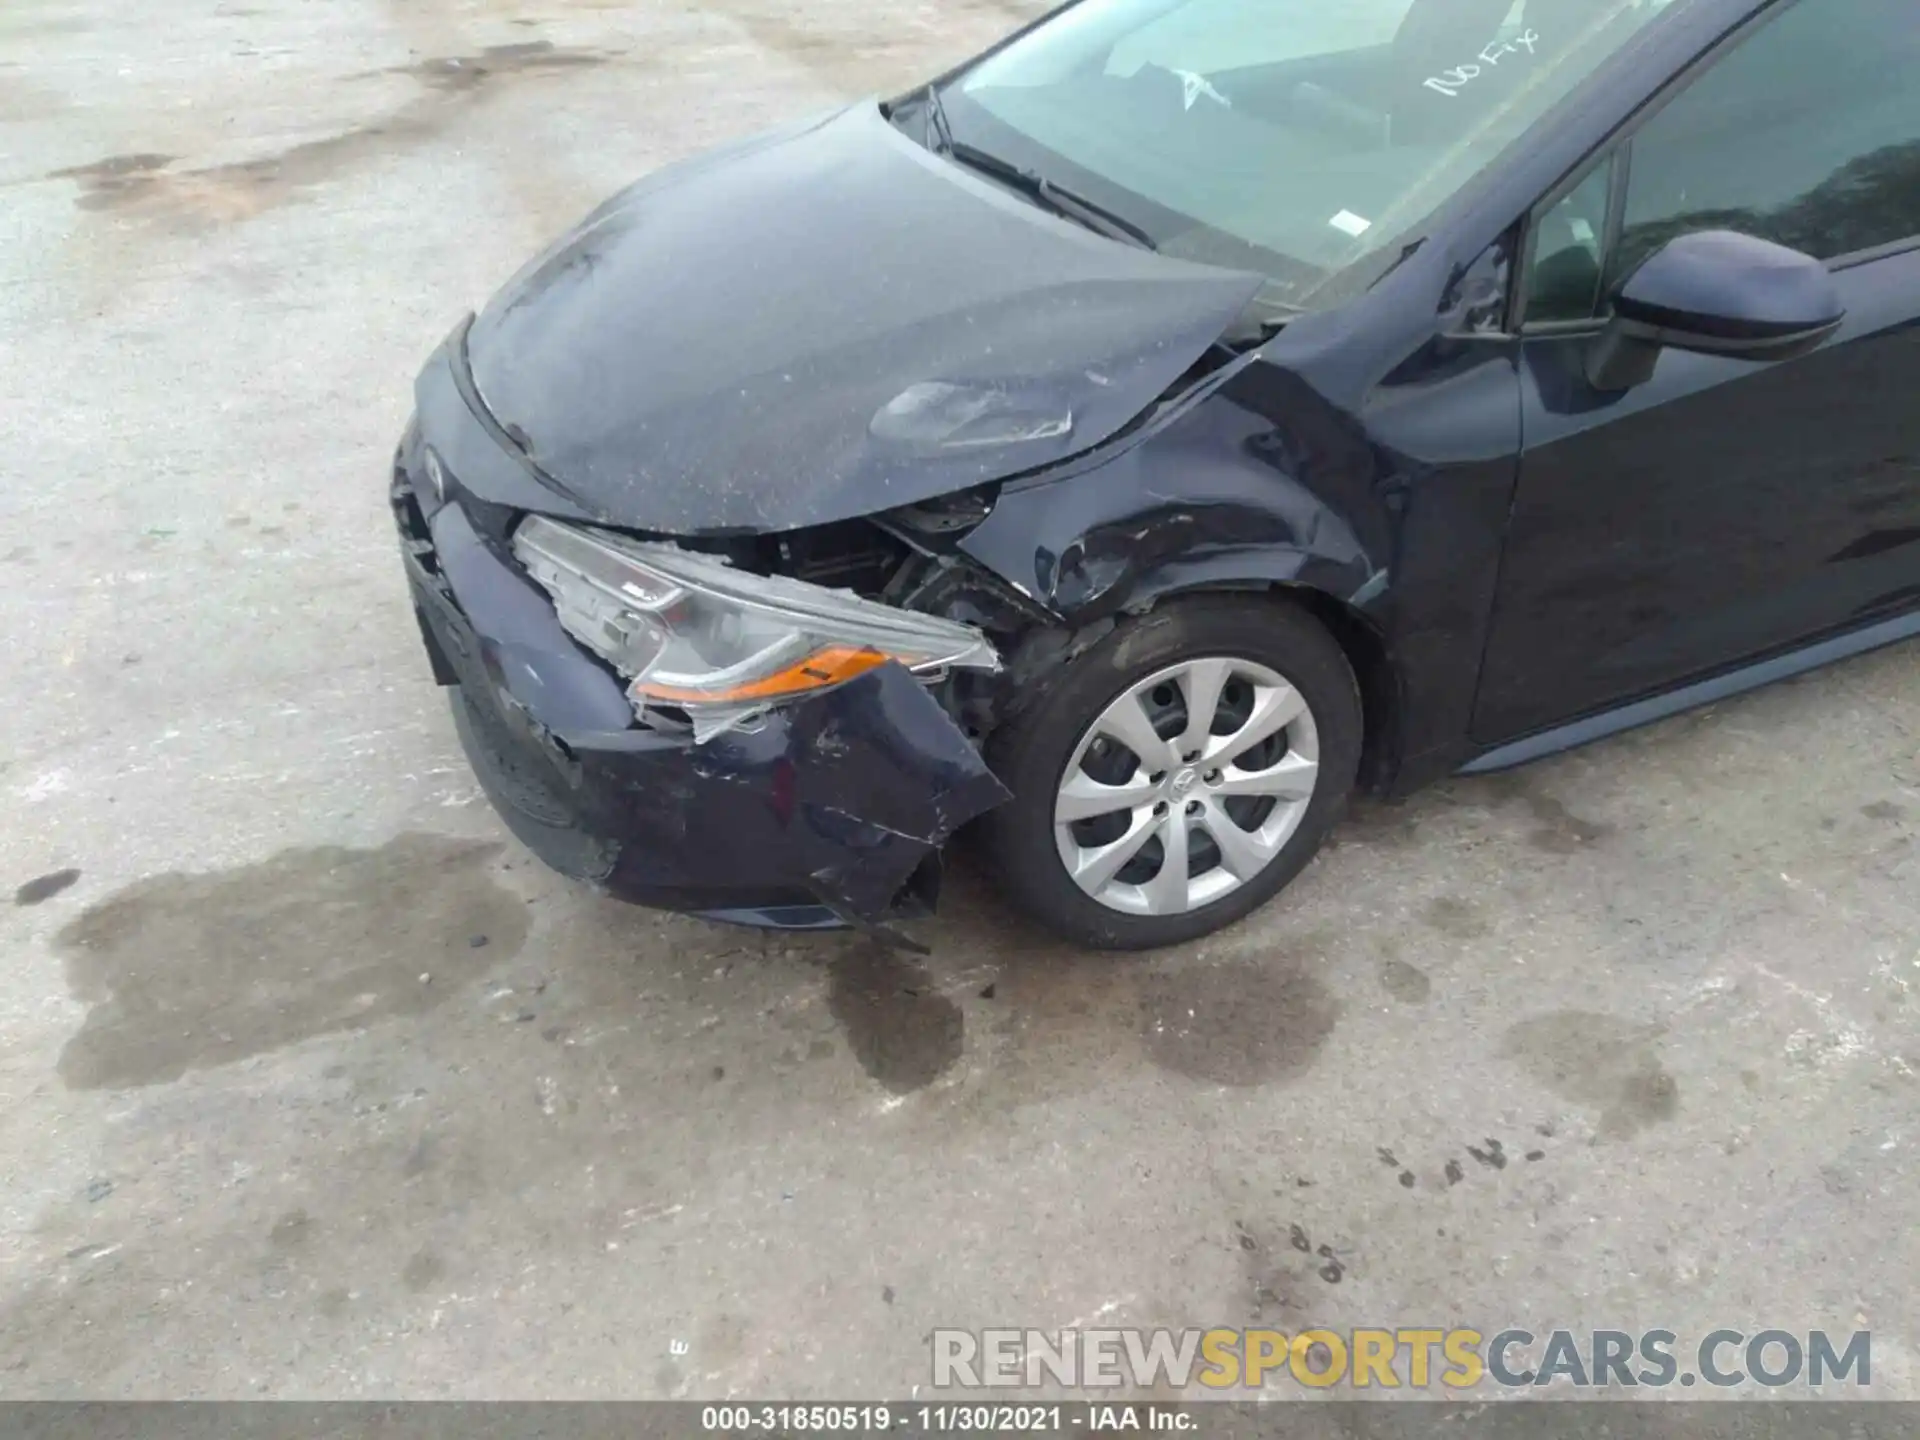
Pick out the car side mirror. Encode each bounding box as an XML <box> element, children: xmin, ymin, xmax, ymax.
<box><xmin>1585</xmin><ymin>230</ymin><xmax>1845</xmax><ymax>391</ymax></box>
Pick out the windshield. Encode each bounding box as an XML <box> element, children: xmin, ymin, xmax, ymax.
<box><xmin>946</xmin><ymin>0</ymin><xmax>1675</xmax><ymax>309</ymax></box>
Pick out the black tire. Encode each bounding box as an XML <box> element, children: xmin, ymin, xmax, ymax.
<box><xmin>979</xmin><ymin>596</ymin><xmax>1362</xmax><ymax>950</ymax></box>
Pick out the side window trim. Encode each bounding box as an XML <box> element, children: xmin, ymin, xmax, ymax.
<box><xmin>1829</xmin><ymin>235</ymin><xmax>1920</xmax><ymax>272</ymax></box>
<box><xmin>1510</xmin><ymin>1</ymin><xmax>1786</xmax><ymax>334</ymax></box>
<box><xmin>1513</xmin><ymin>146</ymin><xmax>1625</xmax><ymax>332</ymax></box>
<box><xmin>1517</xmin><ymin>0</ymin><xmax>1920</xmax><ymax>331</ymax></box>
<box><xmin>1603</xmin><ymin>137</ymin><xmax>1633</xmax><ymax>275</ymax></box>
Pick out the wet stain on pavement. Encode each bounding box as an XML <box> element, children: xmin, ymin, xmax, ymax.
<box><xmin>388</xmin><ymin>40</ymin><xmax>609</xmax><ymax>93</ymax></box>
<box><xmin>1140</xmin><ymin>960</ymin><xmax>1338</xmax><ymax>1087</ymax></box>
<box><xmin>15</xmin><ymin>868</ymin><xmax>80</xmax><ymax>906</ymax></box>
<box><xmin>1336</xmin><ymin>795</ymin><xmax>1427</xmax><ymax>849</ymax></box>
<box><xmin>47</xmin><ymin>43</ymin><xmax>612</xmax><ymax>226</ymax></box>
<box><xmin>53</xmin><ymin>129</ymin><xmax>429</xmax><ymax>221</ymax></box>
<box><xmin>1466</xmin><ymin>1138</ymin><xmax>1508</xmax><ymax>1170</ymax></box>
<box><xmin>700</xmin><ymin>0</ymin><xmax>919</xmax><ymax>95</ymax></box>
<box><xmin>1476</xmin><ymin>773</ymin><xmax>1615</xmax><ymax>854</ymax></box>
<box><xmin>54</xmin><ymin>833</ymin><xmax>526</xmax><ymax>1090</ymax></box>
<box><xmin>1232</xmin><ymin>1220</ymin><xmax>1311</xmax><ymax>1319</ymax></box>
<box><xmin>1422</xmin><ymin>895</ymin><xmax>1487</xmax><ymax>940</ymax></box>
<box><xmin>1524</xmin><ymin>794</ymin><xmax>1612</xmax><ymax>854</ymax></box>
<box><xmin>402</xmin><ymin>1249</ymin><xmax>447</xmax><ymax>1291</ymax></box>
<box><xmin>48</xmin><ymin>152</ymin><xmax>174</xmax><ymax>191</ymax></box>
<box><xmin>1282</xmin><ymin>1221</ymin><xmax>1347</xmax><ymax>1283</ymax></box>
<box><xmin>268</xmin><ymin>1209</ymin><xmax>316</xmax><ymax>1249</ymax></box>
<box><xmin>1377</xmin><ymin>1147</ymin><xmax>1416</xmax><ymax>1188</ymax></box>
<box><xmin>1378</xmin><ymin>957</ymin><xmax>1431</xmax><ymax>1003</ymax></box>
<box><xmin>697</xmin><ymin>1313</ymin><xmax>752</xmax><ymax>1373</ymax></box>
<box><xmin>698</xmin><ymin>0</ymin><xmax>1053</xmax><ymax>98</ymax></box>
<box><xmin>3</xmin><ymin>14</ymin><xmax>96</xmax><ymax>39</ymax></box>
<box><xmin>826</xmin><ymin>941</ymin><xmax>962</xmax><ymax>1094</ymax></box>
<box><xmin>1502</xmin><ymin>1011</ymin><xmax>1680</xmax><ymax>1139</ymax></box>
<box><xmin>948</xmin><ymin>928</ymin><xmax>1144</xmax><ymax>1098</ymax></box>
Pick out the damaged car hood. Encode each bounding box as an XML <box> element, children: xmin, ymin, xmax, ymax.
<box><xmin>464</xmin><ymin>102</ymin><xmax>1265</xmax><ymax>535</ymax></box>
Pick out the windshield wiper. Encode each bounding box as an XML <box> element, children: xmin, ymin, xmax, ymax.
<box><xmin>922</xmin><ymin>81</ymin><xmax>957</xmax><ymax>157</ymax></box>
<box><xmin>953</xmin><ymin>140</ymin><xmax>1160</xmax><ymax>252</ymax></box>
<box><xmin>920</xmin><ymin>85</ymin><xmax>1157</xmax><ymax>252</ymax></box>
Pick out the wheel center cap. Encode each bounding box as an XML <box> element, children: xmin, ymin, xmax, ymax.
<box><xmin>1170</xmin><ymin>767</ymin><xmax>1199</xmax><ymax>797</ymax></box>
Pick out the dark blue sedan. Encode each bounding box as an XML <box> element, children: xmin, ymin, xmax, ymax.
<box><xmin>394</xmin><ymin>0</ymin><xmax>1920</xmax><ymax>948</ymax></box>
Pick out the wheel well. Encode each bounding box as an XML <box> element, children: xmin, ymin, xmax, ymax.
<box><xmin>1268</xmin><ymin>585</ymin><xmax>1398</xmax><ymax>793</ymax></box>
<box><xmin>986</xmin><ymin>582</ymin><xmax>1401</xmax><ymax>789</ymax></box>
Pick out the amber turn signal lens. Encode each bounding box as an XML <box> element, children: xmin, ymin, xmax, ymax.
<box><xmin>631</xmin><ymin>645</ymin><xmax>894</xmax><ymax>705</ymax></box>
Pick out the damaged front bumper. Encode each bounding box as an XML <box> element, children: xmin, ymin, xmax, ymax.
<box><xmin>393</xmin><ymin>453</ymin><xmax>1011</xmax><ymax>933</ymax></box>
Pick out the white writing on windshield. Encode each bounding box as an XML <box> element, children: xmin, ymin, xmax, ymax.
<box><xmin>1424</xmin><ymin>29</ymin><xmax>1541</xmax><ymax>97</ymax></box>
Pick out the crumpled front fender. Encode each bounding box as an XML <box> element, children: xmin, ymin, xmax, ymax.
<box><xmin>686</xmin><ymin>664</ymin><xmax>1013</xmax><ymax>924</ymax></box>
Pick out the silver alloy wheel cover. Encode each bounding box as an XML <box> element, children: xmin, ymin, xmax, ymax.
<box><xmin>1052</xmin><ymin>657</ymin><xmax>1320</xmax><ymax>916</ymax></box>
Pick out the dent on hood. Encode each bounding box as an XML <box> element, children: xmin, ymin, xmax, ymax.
<box><xmin>869</xmin><ymin>379</ymin><xmax>1076</xmax><ymax>453</ymax></box>
<box><xmin>462</xmin><ymin>102</ymin><xmax>1264</xmax><ymax>536</ymax></box>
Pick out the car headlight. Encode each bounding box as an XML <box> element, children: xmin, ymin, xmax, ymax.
<box><xmin>512</xmin><ymin>515</ymin><xmax>997</xmax><ymax>733</ymax></box>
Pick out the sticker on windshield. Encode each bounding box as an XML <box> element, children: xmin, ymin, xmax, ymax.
<box><xmin>1329</xmin><ymin>210</ymin><xmax>1372</xmax><ymax>237</ymax></box>
<box><xmin>1173</xmin><ymin>69</ymin><xmax>1231</xmax><ymax>111</ymax></box>
<box><xmin>1424</xmin><ymin>28</ymin><xmax>1540</xmax><ymax>97</ymax></box>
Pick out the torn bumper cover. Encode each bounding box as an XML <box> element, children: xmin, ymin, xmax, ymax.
<box><xmin>395</xmin><ymin>479</ymin><xmax>1011</xmax><ymax>931</ymax></box>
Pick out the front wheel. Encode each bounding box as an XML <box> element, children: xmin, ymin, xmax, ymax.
<box><xmin>979</xmin><ymin>597</ymin><xmax>1362</xmax><ymax>950</ymax></box>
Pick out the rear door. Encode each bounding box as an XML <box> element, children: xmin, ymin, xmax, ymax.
<box><xmin>1471</xmin><ymin>0</ymin><xmax>1920</xmax><ymax>743</ymax></box>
